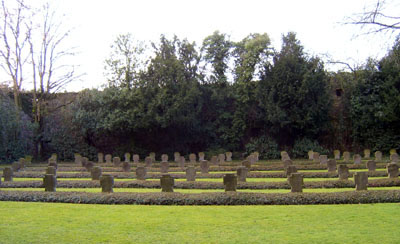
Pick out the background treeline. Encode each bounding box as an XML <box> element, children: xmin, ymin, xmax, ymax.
<box><xmin>1</xmin><ymin>31</ymin><xmax>400</xmax><ymax>162</ymax></box>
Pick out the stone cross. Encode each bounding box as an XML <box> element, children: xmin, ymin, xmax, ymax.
<box><xmin>333</xmin><ymin>150</ymin><xmax>341</xmax><ymax>160</ymax></box>
<box><xmin>343</xmin><ymin>151</ymin><xmax>350</xmax><ymax>162</ymax></box>
<box><xmin>223</xmin><ymin>174</ymin><xmax>237</xmax><ymax>192</ymax></box>
<box><xmin>226</xmin><ymin>152</ymin><xmax>233</xmax><ymax>161</ymax></box>
<box><xmin>308</xmin><ymin>150</ymin><xmax>314</xmax><ymax>160</ymax></box>
<box><xmin>161</xmin><ymin>154</ymin><xmax>168</xmax><ymax>162</ymax></box>
<box><xmin>98</xmin><ymin>153</ymin><xmax>104</xmax><ymax>163</ymax></box>
<box><xmin>353</xmin><ymin>154</ymin><xmax>362</xmax><ymax>164</ymax></box>
<box><xmin>91</xmin><ymin>166</ymin><xmax>102</xmax><ymax>180</ymax></box>
<box><xmin>198</xmin><ymin>152</ymin><xmax>205</xmax><ymax>161</ymax></box>
<box><xmin>285</xmin><ymin>165</ymin><xmax>297</xmax><ymax>177</ymax></box>
<box><xmin>366</xmin><ymin>160</ymin><xmax>376</xmax><ymax>172</ymax></box>
<box><xmin>387</xmin><ymin>163</ymin><xmax>399</xmax><ymax>178</ymax></box>
<box><xmin>288</xmin><ymin>173</ymin><xmax>303</xmax><ymax>193</ymax></box>
<box><xmin>189</xmin><ymin>153</ymin><xmax>197</xmax><ymax>164</ymax></box>
<box><xmin>100</xmin><ymin>175</ymin><xmax>114</xmax><ymax>193</ymax></box>
<box><xmin>3</xmin><ymin>167</ymin><xmax>13</xmax><ymax>181</ymax></box>
<box><xmin>364</xmin><ymin>149</ymin><xmax>371</xmax><ymax>159</ymax></box>
<box><xmin>218</xmin><ymin>154</ymin><xmax>225</xmax><ymax>164</ymax></box>
<box><xmin>338</xmin><ymin>164</ymin><xmax>350</xmax><ymax>180</ymax></box>
<box><xmin>122</xmin><ymin>161</ymin><xmax>131</xmax><ymax>172</ymax></box>
<box><xmin>319</xmin><ymin>155</ymin><xmax>328</xmax><ymax>164</ymax></box>
<box><xmin>46</xmin><ymin>166</ymin><xmax>57</xmax><ymax>176</ymax></box>
<box><xmin>354</xmin><ymin>172</ymin><xmax>368</xmax><ymax>191</ymax></box>
<box><xmin>200</xmin><ymin>160</ymin><xmax>209</xmax><ymax>174</ymax></box>
<box><xmin>160</xmin><ymin>174</ymin><xmax>174</xmax><ymax>192</ymax></box>
<box><xmin>242</xmin><ymin>160</ymin><xmax>251</xmax><ymax>169</ymax></box>
<box><xmin>237</xmin><ymin>166</ymin><xmax>248</xmax><ymax>182</ymax></box>
<box><xmin>374</xmin><ymin>151</ymin><xmax>382</xmax><ymax>162</ymax></box>
<box><xmin>160</xmin><ymin>161</ymin><xmax>169</xmax><ymax>174</ymax></box>
<box><xmin>43</xmin><ymin>174</ymin><xmax>57</xmax><ymax>192</ymax></box>
<box><xmin>124</xmin><ymin>153</ymin><xmax>131</xmax><ymax>162</ymax></box>
<box><xmin>133</xmin><ymin>154</ymin><xmax>140</xmax><ymax>163</ymax></box>
<box><xmin>327</xmin><ymin>159</ymin><xmax>337</xmax><ymax>173</ymax></box>
<box><xmin>105</xmin><ymin>154</ymin><xmax>112</xmax><ymax>163</ymax></box>
<box><xmin>210</xmin><ymin>156</ymin><xmax>218</xmax><ymax>165</ymax></box>
<box><xmin>186</xmin><ymin>167</ymin><xmax>196</xmax><ymax>181</ymax></box>
<box><xmin>145</xmin><ymin>156</ymin><xmax>153</xmax><ymax>167</ymax></box>
<box><xmin>174</xmin><ymin>152</ymin><xmax>181</xmax><ymax>163</ymax></box>
<box><xmin>136</xmin><ymin>166</ymin><xmax>147</xmax><ymax>180</ymax></box>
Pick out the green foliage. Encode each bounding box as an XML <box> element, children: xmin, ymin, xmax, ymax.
<box><xmin>291</xmin><ymin>138</ymin><xmax>329</xmax><ymax>158</ymax></box>
<box><xmin>245</xmin><ymin>136</ymin><xmax>280</xmax><ymax>159</ymax></box>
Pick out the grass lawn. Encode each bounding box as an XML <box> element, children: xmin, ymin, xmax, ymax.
<box><xmin>0</xmin><ymin>201</ymin><xmax>399</xmax><ymax>243</ymax></box>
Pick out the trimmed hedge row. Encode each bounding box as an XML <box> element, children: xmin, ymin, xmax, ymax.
<box><xmin>0</xmin><ymin>190</ymin><xmax>400</xmax><ymax>205</ymax></box>
<box><xmin>1</xmin><ymin>178</ymin><xmax>399</xmax><ymax>189</ymax></box>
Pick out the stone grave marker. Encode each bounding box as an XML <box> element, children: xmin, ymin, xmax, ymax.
<box><xmin>210</xmin><ymin>156</ymin><xmax>218</xmax><ymax>165</ymax></box>
<box><xmin>198</xmin><ymin>152</ymin><xmax>205</xmax><ymax>161</ymax></box>
<box><xmin>390</xmin><ymin>149</ymin><xmax>397</xmax><ymax>155</ymax></box>
<box><xmin>387</xmin><ymin>163</ymin><xmax>399</xmax><ymax>178</ymax></box>
<box><xmin>105</xmin><ymin>154</ymin><xmax>112</xmax><ymax>163</ymax></box>
<box><xmin>18</xmin><ymin>158</ymin><xmax>25</xmax><ymax>169</ymax></box>
<box><xmin>343</xmin><ymin>151</ymin><xmax>350</xmax><ymax>162</ymax></box>
<box><xmin>200</xmin><ymin>160</ymin><xmax>209</xmax><ymax>174</ymax></box>
<box><xmin>313</xmin><ymin>152</ymin><xmax>320</xmax><ymax>163</ymax></box>
<box><xmin>11</xmin><ymin>162</ymin><xmax>21</xmax><ymax>172</ymax></box>
<box><xmin>364</xmin><ymin>149</ymin><xmax>371</xmax><ymax>159</ymax></box>
<box><xmin>91</xmin><ymin>166</ymin><xmax>102</xmax><ymax>180</ymax></box>
<box><xmin>308</xmin><ymin>150</ymin><xmax>314</xmax><ymax>160</ymax></box>
<box><xmin>160</xmin><ymin>174</ymin><xmax>174</xmax><ymax>192</ymax></box>
<box><xmin>333</xmin><ymin>150</ymin><xmax>341</xmax><ymax>160</ymax></box>
<box><xmin>354</xmin><ymin>172</ymin><xmax>368</xmax><ymax>191</ymax></box>
<box><xmin>390</xmin><ymin>153</ymin><xmax>399</xmax><ymax>163</ymax></box>
<box><xmin>353</xmin><ymin>154</ymin><xmax>362</xmax><ymax>164</ymax></box>
<box><xmin>98</xmin><ymin>153</ymin><xmax>104</xmax><ymax>163</ymax></box>
<box><xmin>247</xmin><ymin>155</ymin><xmax>256</xmax><ymax>165</ymax></box>
<box><xmin>281</xmin><ymin>151</ymin><xmax>290</xmax><ymax>161</ymax></box>
<box><xmin>81</xmin><ymin>157</ymin><xmax>88</xmax><ymax>167</ymax></box>
<box><xmin>43</xmin><ymin>174</ymin><xmax>57</xmax><ymax>192</ymax></box>
<box><xmin>160</xmin><ymin>161</ymin><xmax>169</xmax><ymax>174</ymax></box>
<box><xmin>122</xmin><ymin>161</ymin><xmax>131</xmax><ymax>172</ymax></box>
<box><xmin>133</xmin><ymin>154</ymin><xmax>140</xmax><ymax>164</ymax></box>
<box><xmin>149</xmin><ymin>152</ymin><xmax>156</xmax><ymax>161</ymax></box>
<box><xmin>100</xmin><ymin>175</ymin><xmax>114</xmax><ymax>193</ymax></box>
<box><xmin>179</xmin><ymin>156</ymin><xmax>185</xmax><ymax>168</ymax></box>
<box><xmin>174</xmin><ymin>152</ymin><xmax>181</xmax><ymax>163</ymax></box>
<box><xmin>218</xmin><ymin>154</ymin><xmax>225</xmax><ymax>164</ymax></box>
<box><xmin>283</xmin><ymin>159</ymin><xmax>293</xmax><ymax>168</ymax></box>
<box><xmin>366</xmin><ymin>160</ymin><xmax>376</xmax><ymax>172</ymax></box>
<box><xmin>285</xmin><ymin>165</ymin><xmax>297</xmax><ymax>177</ymax></box>
<box><xmin>223</xmin><ymin>174</ymin><xmax>237</xmax><ymax>192</ymax></box>
<box><xmin>189</xmin><ymin>153</ymin><xmax>197</xmax><ymax>164</ymax></box>
<box><xmin>46</xmin><ymin>166</ymin><xmax>57</xmax><ymax>176</ymax></box>
<box><xmin>113</xmin><ymin>157</ymin><xmax>121</xmax><ymax>167</ymax></box>
<box><xmin>85</xmin><ymin>161</ymin><xmax>94</xmax><ymax>172</ymax></box>
<box><xmin>3</xmin><ymin>167</ymin><xmax>13</xmax><ymax>181</ymax></box>
<box><xmin>75</xmin><ymin>153</ymin><xmax>82</xmax><ymax>164</ymax></box>
<box><xmin>253</xmin><ymin>152</ymin><xmax>260</xmax><ymax>162</ymax></box>
<box><xmin>319</xmin><ymin>155</ymin><xmax>328</xmax><ymax>164</ymax></box>
<box><xmin>145</xmin><ymin>156</ymin><xmax>153</xmax><ymax>167</ymax></box>
<box><xmin>186</xmin><ymin>167</ymin><xmax>196</xmax><ymax>181</ymax></box>
<box><xmin>327</xmin><ymin>159</ymin><xmax>337</xmax><ymax>173</ymax></box>
<box><xmin>288</xmin><ymin>173</ymin><xmax>303</xmax><ymax>193</ymax></box>
<box><xmin>136</xmin><ymin>166</ymin><xmax>147</xmax><ymax>180</ymax></box>
<box><xmin>242</xmin><ymin>160</ymin><xmax>251</xmax><ymax>169</ymax></box>
<box><xmin>48</xmin><ymin>161</ymin><xmax>58</xmax><ymax>169</ymax></box>
<box><xmin>124</xmin><ymin>153</ymin><xmax>131</xmax><ymax>162</ymax></box>
<box><xmin>374</xmin><ymin>151</ymin><xmax>382</xmax><ymax>162</ymax></box>
<box><xmin>161</xmin><ymin>154</ymin><xmax>168</xmax><ymax>162</ymax></box>
<box><xmin>226</xmin><ymin>152</ymin><xmax>233</xmax><ymax>161</ymax></box>
<box><xmin>338</xmin><ymin>164</ymin><xmax>350</xmax><ymax>180</ymax></box>
<box><xmin>237</xmin><ymin>166</ymin><xmax>248</xmax><ymax>182</ymax></box>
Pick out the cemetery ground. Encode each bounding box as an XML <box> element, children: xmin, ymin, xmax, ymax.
<box><xmin>1</xmin><ymin>155</ymin><xmax>400</xmax><ymax>243</ymax></box>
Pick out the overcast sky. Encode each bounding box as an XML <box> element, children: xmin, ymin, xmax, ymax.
<box><xmin>4</xmin><ymin>0</ymin><xmax>400</xmax><ymax>91</ymax></box>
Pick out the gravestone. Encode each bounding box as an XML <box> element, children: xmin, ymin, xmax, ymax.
<box><xmin>253</xmin><ymin>152</ymin><xmax>260</xmax><ymax>161</ymax></box>
<box><xmin>354</xmin><ymin>172</ymin><xmax>368</xmax><ymax>191</ymax></box>
<box><xmin>46</xmin><ymin>166</ymin><xmax>57</xmax><ymax>176</ymax></box>
<box><xmin>98</xmin><ymin>153</ymin><xmax>104</xmax><ymax>163</ymax></box>
<box><xmin>124</xmin><ymin>153</ymin><xmax>131</xmax><ymax>162</ymax></box>
<box><xmin>390</xmin><ymin>153</ymin><xmax>399</xmax><ymax>163</ymax></box>
<box><xmin>179</xmin><ymin>156</ymin><xmax>185</xmax><ymax>168</ymax></box>
<box><xmin>189</xmin><ymin>153</ymin><xmax>197</xmax><ymax>164</ymax></box>
<box><xmin>122</xmin><ymin>161</ymin><xmax>131</xmax><ymax>172</ymax></box>
<box><xmin>11</xmin><ymin>162</ymin><xmax>21</xmax><ymax>172</ymax></box>
<box><xmin>85</xmin><ymin>161</ymin><xmax>94</xmax><ymax>172</ymax></box>
<box><xmin>3</xmin><ymin>167</ymin><xmax>13</xmax><ymax>181</ymax></box>
<box><xmin>136</xmin><ymin>166</ymin><xmax>147</xmax><ymax>180</ymax></box>
<box><xmin>174</xmin><ymin>152</ymin><xmax>181</xmax><ymax>163</ymax></box>
<box><xmin>91</xmin><ymin>166</ymin><xmax>102</xmax><ymax>180</ymax></box>
<box><xmin>374</xmin><ymin>151</ymin><xmax>382</xmax><ymax>162</ymax></box>
<box><xmin>313</xmin><ymin>152</ymin><xmax>320</xmax><ymax>163</ymax></box>
<box><xmin>319</xmin><ymin>155</ymin><xmax>328</xmax><ymax>164</ymax></box>
<box><xmin>133</xmin><ymin>154</ymin><xmax>140</xmax><ymax>164</ymax></box>
<box><xmin>288</xmin><ymin>173</ymin><xmax>303</xmax><ymax>193</ymax></box>
<box><xmin>242</xmin><ymin>160</ymin><xmax>251</xmax><ymax>169</ymax></box>
<box><xmin>364</xmin><ymin>149</ymin><xmax>371</xmax><ymax>159</ymax></box>
<box><xmin>50</xmin><ymin>153</ymin><xmax>57</xmax><ymax>161</ymax></box>
<box><xmin>186</xmin><ymin>167</ymin><xmax>196</xmax><ymax>181</ymax></box>
<box><xmin>308</xmin><ymin>150</ymin><xmax>314</xmax><ymax>160</ymax></box>
<box><xmin>210</xmin><ymin>156</ymin><xmax>218</xmax><ymax>165</ymax></box>
<box><xmin>43</xmin><ymin>174</ymin><xmax>57</xmax><ymax>192</ymax></box>
<box><xmin>343</xmin><ymin>151</ymin><xmax>350</xmax><ymax>162</ymax></box>
<box><xmin>366</xmin><ymin>160</ymin><xmax>376</xmax><ymax>172</ymax></box>
<box><xmin>75</xmin><ymin>153</ymin><xmax>82</xmax><ymax>164</ymax></box>
<box><xmin>200</xmin><ymin>160</ymin><xmax>209</xmax><ymax>174</ymax></box>
<box><xmin>160</xmin><ymin>161</ymin><xmax>169</xmax><ymax>174</ymax></box>
<box><xmin>160</xmin><ymin>174</ymin><xmax>174</xmax><ymax>192</ymax></box>
<box><xmin>387</xmin><ymin>163</ymin><xmax>399</xmax><ymax>178</ymax></box>
<box><xmin>18</xmin><ymin>158</ymin><xmax>26</xmax><ymax>169</ymax></box>
<box><xmin>283</xmin><ymin>159</ymin><xmax>293</xmax><ymax>168</ymax></box>
<box><xmin>161</xmin><ymin>154</ymin><xmax>168</xmax><ymax>162</ymax></box>
<box><xmin>353</xmin><ymin>154</ymin><xmax>362</xmax><ymax>164</ymax></box>
<box><xmin>218</xmin><ymin>154</ymin><xmax>225</xmax><ymax>164</ymax></box>
<box><xmin>145</xmin><ymin>157</ymin><xmax>153</xmax><ymax>167</ymax></box>
<box><xmin>285</xmin><ymin>165</ymin><xmax>297</xmax><ymax>177</ymax></box>
<box><xmin>100</xmin><ymin>175</ymin><xmax>114</xmax><ymax>193</ymax></box>
<box><xmin>327</xmin><ymin>159</ymin><xmax>337</xmax><ymax>173</ymax></box>
<box><xmin>223</xmin><ymin>174</ymin><xmax>237</xmax><ymax>192</ymax></box>
<box><xmin>333</xmin><ymin>150</ymin><xmax>341</xmax><ymax>160</ymax></box>
<box><xmin>281</xmin><ymin>151</ymin><xmax>290</xmax><ymax>161</ymax></box>
<box><xmin>390</xmin><ymin>149</ymin><xmax>397</xmax><ymax>155</ymax></box>
<box><xmin>113</xmin><ymin>157</ymin><xmax>121</xmax><ymax>167</ymax></box>
<box><xmin>338</xmin><ymin>164</ymin><xmax>350</xmax><ymax>180</ymax></box>
<box><xmin>247</xmin><ymin>155</ymin><xmax>256</xmax><ymax>165</ymax></box>
<box><xmin>81</xmin><ymin>157</ymin><xmax>88</xmax><ymax>167</ymax></box>
<box><xmin>105</xmin><ymin>154</ymin><xmax>112</xmax><ymax>163</ymax></box>
<box><xmin>48</xmin><ymin>161</ymin><xmax>58</xmax><ymax>170</ymax></box>
<box><xmin>198</xmin><ymin>152</ymin><xmax>205</xmax><ymax>161</ymax></box>
<box><xmin>226</xmin><ymin>152</ymin><xmax>233</xmax><ymax>161</ymax></box>
<box><xmin>237</xmin><ymin>166</ymin><xmax>248</xmax><ymax>182</ymax></box>
<box><xmin>149</xmin><ymin>152</ymin><xmax>156</xmax><ymax>161</ymax></box>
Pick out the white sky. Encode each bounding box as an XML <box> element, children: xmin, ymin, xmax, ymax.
<box><xmin>3</xmin><ymin>0</ymin><xmax>400</xmax><ymax>91</ymax></box>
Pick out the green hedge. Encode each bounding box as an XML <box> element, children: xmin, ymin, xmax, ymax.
<box><xmin>0</xmin><ymin>190</ymin><xmax>400</xmax><ymax>205</ymax></box>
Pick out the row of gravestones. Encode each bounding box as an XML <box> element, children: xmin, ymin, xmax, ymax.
<box><xmin>307</xmin><ymin>150</ymin><xmax>399</xmax><ymax>163</ymax></box>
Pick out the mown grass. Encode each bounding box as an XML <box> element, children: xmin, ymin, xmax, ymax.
<box><xmin>0</xmin><ymin>201</ymin><xmax>399</xmax><ymax>243</ymax></box>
